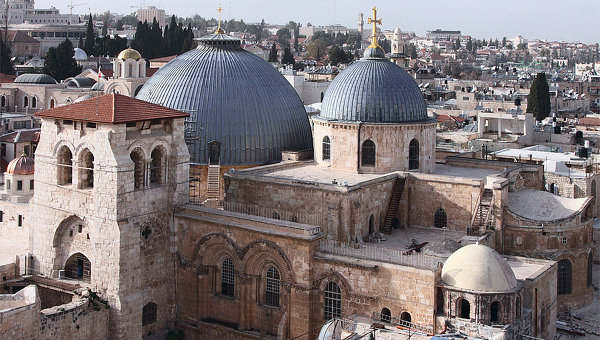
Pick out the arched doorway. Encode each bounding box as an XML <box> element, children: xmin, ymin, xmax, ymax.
<box><xmin>434</xmin><ymin>208</ymin><xmax>447</xmax><ymax>228</ymax></box>
<box><xmin>64</xmin><ymin>253</ymin><xmax>91</xmax><ymax>282</ymax></box>
<box><xmin>381</xmin><ymin>308</ymin><xmax>391</xmax><ymax>322</ymax></box>
<box><xmin>208</xmin><ymin>141</ymin><xmax>221</xmax><ymax>165</ymax></box>
<box><xmin>368</xmin><ymin>214</ymin><xmax>374</xmax><ymax>234</ymax></box>
<box><xmin>490</xmin><ymin>301</ymin><xmax>501</xmax><ymax>322</ymax></box>
<box><xmin>458</xmin><ymin>298</ymin><xmax>470</xmax><ymax>319</ymax></box>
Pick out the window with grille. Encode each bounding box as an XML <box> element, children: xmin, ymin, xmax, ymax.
<box><xmin>409</xmin><ymin>139</ymin><xmax>419</xmax><ymax>170</ymax></box>
<box><xmin>142</xmin><ymin>302</ymin><xmax>157</xmax><ymax>326</ymax></box>
<box><xmin>322</xmin><ymin>136</ymin><xmax>331</xmax><ymax>161</ymax></box>
<box><xmin>324</xmin><ymin>281</ymin><xmax>341</xmax><ymax>320</ymax></box>
<box><xmin>265</xmin><ymin>266</ymin><xmax>280</xmax><ymax>307</ymax></box>
<box><xmin>434</xmin><ymin>208</ymin><xmax>447</xmax><ymax>228</ymax></box>
<box><xmin>221</xmin><ymin>257</ymin><xmax>235</xmax><ymax>297</ymax></box>
<box><xmin>361</xmin><ymin>140</ymin><xmax>375</xmax><ymax>166</ymax></box>
<box><xmin>557</xmin><ymin>259</ymin><xmax>572</xmax><ymax>295</ymax></box>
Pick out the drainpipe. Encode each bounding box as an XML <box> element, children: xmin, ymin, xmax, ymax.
<box><xmin>357</xmin><ymin>122</ymin><xmax>363</xmax><ymax>172</ymax></box>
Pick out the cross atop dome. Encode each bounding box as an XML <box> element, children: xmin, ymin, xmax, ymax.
<box><xmin>215</xmin><ymin>5</ymin><xmax>225</xmax><ymax>34</ymax></box>
<box><xmin>367</xmin><ymin>6</ymin><xmax>382</xmax><ymax>48</ymax></box>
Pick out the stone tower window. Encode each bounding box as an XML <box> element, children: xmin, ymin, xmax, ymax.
<box><xmin>130</xmin><ymin>148</ymin><xmax>145</xmax><ymax>190</ymax></box>
<box><xmin>78</xmin><ymin>149</ymin><xmax>94</xmax><ymax>189</ymax></box>
<box><xmin>64</xmin><ymin>252</ymin><xmax>91</xmax><ymax>282</ymax></box>
<box><xmin>57</xmin><ymin>146</ymin><xmax>73</xmax><ymax>185</ymax></box>
<box><xmin>221</xmin><ymin>257</ymin><xmax>235</xmax><ymax>297</ymax></box>
<box><xmin>23</xmin><ymin>96</ymin><xmax>28</xmax><ymax>108</ymax></box>
<box><xmin>458</xmin><ymin>298</ymin><xmax>470</xmax><ymax>319</ymax></box>
<box><xmin>557</xmin><ymin>259</ymin><xmax>572</xmax><ymax>295</ymax></box>
<box><xmin>380</xmin><ymin>308</ymin><xmax>391</xmax><ymax>322</ymax></box>
<box><xmin>31</xmin><ymin>96</ymin><xmax>37</xmax><ymax>108</ymax></box>
<box><xmin>1</xmin><ymin>95</ymin><xmax>5</xmax><ymax>107</ymax></box>
<box><xmin>128</xmin><ymin>64</ymin><xmax>133</xmax><ymax>78</ymax></box>
<box><xmin>324</xmin><ymin>281</ymin><xmax>341</xmax><ymax>320</ymax></box>
<box><xmin>490</xmin><ymin>301</ymin><xmax>501</xmax><ymax>323</ymax></box>
<box><xmin>587</xmin><ymin>253</ymin><xmax>593</xmax><ymax>288</ymax></box>
<box><xmin>142</xmin><ymin>302</ymin><xmax>157</xmax><ymax>326</ymax></box>
<box><xmin>400</xmin><ymin>312</ymin><xmax>411</xmax><ymax>323</ymax></box>
<box><xmin>50</xmin><ymin>98</ymin><xmax>55</xmax><ymax>108</ymax></box>
<box><xmin>368</xmin><ymin>214</ymin><xmax>375</xmax><ymax>234</ymax></box>
<box><xmin>150</xmin><ymin>146</ymin><xmax>166</xmax><ymax>186</ymax></box>
<box><xmin>434</xmin><ymin>208</ymin><xmax>447</xmax><ymax>228</ymax></box>
<box><xmin>265</xmin><ymin>265</ymin><xmax>280</xmax><ymax>307</ymax></box>
<box><xmin>409</xmin><ymin>138</ymin><xmax>419</xmax><ymax>170</ymax></box>
<box><xmin>322</xmin><ymin>136</ymin><xmax>331</xmax><ymax>161</ymax></box>
<box><xmin>361</xmin><ymin>140</ymin><xmax>375</xmax><ymax>166</ymax></box>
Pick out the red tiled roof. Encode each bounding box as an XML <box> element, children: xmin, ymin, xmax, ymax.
<box><xmin>147</xmin><ymin>68</ymin><xmax>159</xmax><ymax>77</ymax></box>
<box><xmin>0</xmin><ymin>73</ymin><xmax>17</xmax><ymax>83</ymax></box>
<box><xmin>0</xmin><ymin>128</ymin><xmax>40</xmax><ymax>143</ymax></box>
<box><xmin>149</xmin><ymin>55</ymin><xmax>177</xmax><ymax>62</ymax></box>
<box><xmin>35</xmin><ymin>94</ymin><xmax>189</xmax><ymax>123</ymax></box>
<box><xmin>6</xmin><ymin>30</ymin><xmax>39</xmax><ymax>44</ymax></box>
<box><xmin>578</xmin><ymin>117</ymin><xmax>600</xmax><ymax>126</ymax></box>
<box><xmin>436</xmin><ymin>115</ymin><xmax>466</xmax><ymax>123</ymax></box>
<box><xmin>97</xmin><ymin>68</ymin><xmax>113</xmax><ymax>78</ymax></box>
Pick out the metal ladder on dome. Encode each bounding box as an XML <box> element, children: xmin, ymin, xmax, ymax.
<box><xmin>206</xmin><ymin>165</ymin><xmax>220</xmax><ymax>201</ymax></box>
<box><xmin>381</xmin><ymin>177</ymin><xmax>406</xmax><ymax>235</ymax></box>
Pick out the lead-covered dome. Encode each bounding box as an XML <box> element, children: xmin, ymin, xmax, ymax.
<box><xmin>136</xmin><ymin>33</ymin><xmax>312</xmax><ymax>164</ymax></box>
<box><xmin>442</xmin><ymin>244</ymin><xmax>518</xmax><ymax>293</ymax></box>
<box><xmin>319</xmin><ymin>49</ymin><xmax>427</xmax><ymax>123</ymax></box>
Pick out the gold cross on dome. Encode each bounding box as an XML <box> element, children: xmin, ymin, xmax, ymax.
<box><xmin>367</xmin><ymin>6</ymin><xmax>382</xmax><ymax>48</ymax></box>
<box><xmin>215</xmin><ymin>5</ymin><xmax>224</xmax><ymax>34</ymax></box>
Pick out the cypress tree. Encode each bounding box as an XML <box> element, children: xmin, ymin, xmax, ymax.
<box><xmin>181</xmin><ymin>24</ymin><xmax>194</xmax><ymax>53</ymax></box>
<box><xmin>84</xmin><ymin>15</ymin><xmax>96</xmax><ymax>55</ymax></box>
<box><xmin>0</xmin><ymin>34</ymin><xmax>14</xmax><ymax>74</ymax></box>
<box><xmin>526</xmin><ymin>73</ymin><xmax>552</xmax><ymax>121</ymax></box>
<box><xmin>43</xmin><ymin>39</ymin><xmax>82</xmax><ymax>81</ymax></box>
<box><xmin>281</xmin><ymin>47</ymin><xmax>295</xmax><ymax>66</ymax></box>
<box><xmin>268</xmin><ymin>43</ymin><xmax>278</xmax><ymax>62</ymax></box>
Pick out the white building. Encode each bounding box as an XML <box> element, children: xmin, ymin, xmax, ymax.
<box><xmin>0</xmin><ymin>0</ymin><xmax>77</xmax><ymax>25</ymax></box>
<box><xmin>136</xmin><ymin>6</ymin><xmax>166</xmax><ymax>28</ymax></box>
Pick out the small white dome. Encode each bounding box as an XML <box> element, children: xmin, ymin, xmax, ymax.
<box><xmin>74</xmin><ymin>48</ymin><xmax>88</xmax><ymax>61</ymax></box>
<box><xmin>441</xmin><ymin>244</ymin><xmax>518</xmax><ymax>293</ymax></box>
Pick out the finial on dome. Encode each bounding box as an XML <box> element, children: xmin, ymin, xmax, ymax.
<box><xmin>215</xmin><ymin>5</ymin><xmax>225</xmax><ymax>34</ymax></box>
<box><xmin>367</xmin><ymin>6</ymin><xmax>382</xmax><ymax>49</ymax></box>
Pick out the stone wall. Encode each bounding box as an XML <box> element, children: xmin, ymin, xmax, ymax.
<box><xmin>39</xmin><ymin>295</ymin><xmax>109</xmax><ymax>340</ymax></box>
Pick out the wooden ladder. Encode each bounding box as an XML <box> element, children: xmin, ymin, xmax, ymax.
<box><xmin>207</xmin><ymin>165</ymin><xmax>220</xmax><ymax>200</ymax></box>
<box><xmin>469</xmin><ymin>189</ymin><xmax>493</xmax><ymax>234</ymax></box>
<box><xmin>381</xmin><ymin>177</ymin><xmax>406</xmax><ymax>235</ymax></box>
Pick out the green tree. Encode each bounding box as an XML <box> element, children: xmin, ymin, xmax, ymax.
<box><xmin>502</xmin><ymin>37</ymin><xmax>507</xmax><ymax>47</ymax></box>
<box><xmin>84</xmin><ymin>15</ymin><xmax>96</xmax><ymax>55</ymax></box>
<box><xmin>281</xmin><ymin>47</ymin><xmax>295</xmax><ymax>66</ymax></box>
<box><xmin>276</xmin><ymin>28</ymin><xmax>291</xmax><ymax>47</ymax></box>
<box><xmin>517</xmin><ymin>42</ymin><xmax>527</xmax><ymax>50</ymax></box>
<box><xmin>0</xmin><ymin>34</ymin><xmax>14</xmax><ymax>74</ymax></box>
<box><xmin>43</xmin><ymin>38</ymin><xmax>82</xmax><ymax>81</ymax></box>
<box><xmin>454</xmin><ymin>38</ymin><xmax>461</xmax><ymax>50</ymax></box>
<box><xmin>328</xmin><ymin>45</ymin><xmax>347</xmax><ymax>66</ymax></box>
<box><xmin>102</xmin><ymin>21</ymin><xmax>108</xmax><ymax>36</ymax></box>
<box><xmin>526</xmin><ymin>72</ymin><xmax>551</xmax><ymax>121</ymax></box>
<box><xmin>116</xmin><ymin>20</ymin><xmax>123</xmax><ymax>31</ymax></box>
<box><xmin>406</xmin><ymin>43</ymin><xmax>417</xmax><ymax>59</ymax></box>
<box><xmin>181</xmin><ymin>24</ymin><xmax>195</xmax><ymax>53</ymax></box>
<box><xmin>307</xmin><ymin>39</ymin><xmax>326</xmax><ymax>61</ymax></box>
<box><xmin>466</xmin><ymin>38</ymin><xmax>473</xmax><ymax>52</ymax></box>
<box><xmin>268</xmin><ymin>43</ymin><xmax>278</xmax><ymax>62</ymax></box>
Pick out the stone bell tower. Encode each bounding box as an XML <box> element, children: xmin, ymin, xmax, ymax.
<box><xmin>30</xmin><ymin>94</ymin><xmax>189</xmax><ymax>339</ymax></box>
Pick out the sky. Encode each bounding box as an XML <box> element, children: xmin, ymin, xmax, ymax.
<box><xmin>40</xmin><ymin>0</ymin><xmax>599</xmax><ymax>44</ymax></box>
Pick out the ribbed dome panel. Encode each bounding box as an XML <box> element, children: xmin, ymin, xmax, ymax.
<box><xmin>320</xmin><ymin>58</ymin><xmax>428</xmax><ymax>123</ymax></box>
<box><xmin>136</xmin><ymin>41</ymin><xmax>312</xmax><ymax>165</ymax></box>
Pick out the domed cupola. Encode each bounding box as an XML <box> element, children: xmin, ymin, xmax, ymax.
<box><xmin>6</xmin><ymin>154</ymin><xmax>34</xmax><ymax>176</ymax></box>
<box><xmin>312</xmin><ymin>7</ymin><xmax>435</xmax><ymax>174</ymax></box>
<box><xmin>136</xmin><ymin>19</ymin><xmax>312</xmax><ymax>165</ymax></box>
<box><xmin>4</xmin><ymin>154</ymin><xmax>35</xmax><ymax>199</ymax></box>
<box><xmin>113</xmin><ymin>47</ymin><xmax>146</xmax><ymax>79</ymax></box>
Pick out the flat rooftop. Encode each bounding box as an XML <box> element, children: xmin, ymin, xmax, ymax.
<box><xmin>506</xmin><ymin>259</ymin><xmax>549</xmax><ymax>281</ymax></box>
<box><xmin>252</xmin><ymin>162</ymin><xmax>388</xmax><ymax>186</ymax></box>
<box><xmin>370</xmin><ymin>226</ymin><xmax>467</xmax><ymax>259</ymax></box>
<box><xmin>431</xmin><ymin>164</ymin><xmax>500</xmax><ymax>180</ymax></box>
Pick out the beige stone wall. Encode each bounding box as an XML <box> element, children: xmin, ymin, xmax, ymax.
<box><xmin>519</xmin><ymin>260</ymin><xmax>557</xmax><ymax>339</ymax></box>
<box><xmin>39</xmin><ymin>297</ymin><xmax>110</xmax><ymax>340</ymax></box>
<box><xmin>0</xmin><ymin>199</ymin><xmax>30</xmax><ymax>258</ymax></box>
<box><xmin>312</xmin><ymin>119</ymin><xmax>436</xmax><ymax>174</ymax></box>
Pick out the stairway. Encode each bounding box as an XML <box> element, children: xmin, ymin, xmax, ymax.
<box><xmin>470</xmin><ymin>189</ymin><xmax>494</xmax><ymax>235</ymax></box>
<box><xmin>381</xmin><ymin>177</ymin><xmax>406</xmax><ymax>235</ymax></box>
<box><xmin>207</xmin><ymin>165</ymin><xmax>220</xmax><ymax>200</ymax></box>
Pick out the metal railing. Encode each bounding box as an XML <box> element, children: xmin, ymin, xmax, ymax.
<box><xmin>370</xmin><ymin>312</ymin><xmax>434</xmax><ymax>334</ymax></box>
<box><xmin>223</xmin><ymin>201</ymin><xmax>326</xmax><ymax>228</ymax></box>
<box><xmin>317</xmin><ymin>239</ymin><xmax>441</xmax><ymax>270</ymax></box>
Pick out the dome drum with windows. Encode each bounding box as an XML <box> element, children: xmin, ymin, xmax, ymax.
<box><xmin>312</xmin><ymin>7</ymin><xmax>435</xmax><ymax>174</ymax></box>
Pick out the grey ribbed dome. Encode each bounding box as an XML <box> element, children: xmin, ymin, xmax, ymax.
<box><xmin>319</xmin><ymin>55</ymin><xmax>428</xmax><ymax>123</ymax></box>
<box><xmin>136</xmin><ymin>33</ymin><xmax>312</xmax><ymax>165</ymax></box>
<box><xmin>14</xmin><ymin>73</ymin><xmax>57</xmax><ymax>85</ymax></box>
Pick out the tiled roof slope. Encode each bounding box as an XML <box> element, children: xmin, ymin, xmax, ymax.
<box><xmin>35</xmin><ymin>94</ymin><xmax>189</xmax><ymax>123</ymax></box>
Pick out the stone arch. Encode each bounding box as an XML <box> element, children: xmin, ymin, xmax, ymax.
<box><xmin>361</xmin><ymin>139</ymin><xmax>376</xmax><ymax>166</ymax></box>
<box><xmin>322</xmin><ymin>136</ymin><xmax>331</xmax><ymax>161</ymax></box>
<box><xmin>49</xmin><ymin>97</ymin><xmax>56</xmax><ymax>109</ymax></box>
<box><xmin>400</xmin><ymin>311</ymin><xmax>412</xmax><ymax>323</ymax></box>
<box><xmin>241</xmin><ymin>239</ymin><xmax>295</xmax><ymax>283</ymax></box>
<box><xmin>64</xmin><ymin>252</ymin><xmax>91</xmax><ymax>282</ymax></box>
<box><xmin>150</xmin><ymin>144</ymin><xmax>168</xmax><ymax>186</ymax></box>
<box><xmin>23</xmin><ymin>96</ymin><xmax>28</xmax><ymax>108</ymax></box>
<box><xmin>380</xmin><ymin>308</ymin><xmax>391</xmax><ymax>322</ymax></box>
<box><xmin>134</xmin><ymin>84</ymin><xmax>144</xmax><ymax>96</ymax></box>
<box><xmin>130</xmin><ymin>147</ymin><xmax>146</xmax><ymax>190</ymax></box>
<box><xmin>557</xmin><ymin>258</ymin><xmax>572</xmax><ymax>295</ymax></box>
<box><xmin>142</xmin><ymin>302</ymin><xmax>157</xmax><ymax>326</ymax></box>
<box><xmin>105</xmin><ymin>82</ymin><xmax>131</xmax><ymax>96</ymax></box>
<box><xmin>457</xmin><ymin>297</ymin><xmax>471</xmax><ymax>319</ymax></box>
<box><xmin>315</xmin><ymin>271</ymin><xmax>351</xmax><ymax>295</ymax></box>
<box><xmin>1</xmin><ymin>95</ymin><xmax>6</xmax><ymax>107</ymax></box>
<box><xmin>78</xmin><ymin>148</ymin><xmax>94</xmax><ymax>189</ymax></box>
<box><xmin>409</xmin><ymin>138</ymin><xmax>419</xmax><ymax>170</ymax></box>
<box><xmin>490</xmin><ymin>300</ymin><xmax>501</xmax><ymax>323</ymax></box>
<box><xmin>52</xmin><ymin>215</ymin><xmax>93</xmax><ymax>276</ymax></box>
<box><xmin>192</xmin><ymin>232</ymin><xmax>241</xmax><ymax>265</ymax></box>
<box><xmin>31</xmin><ymin>95</ymin><xmax>37</xmax><ymax>108</ymax></box>
<box><xmin>56</xmin><ymin>145</ymin><xmax>73</xmax><ymax>185</ymax></box>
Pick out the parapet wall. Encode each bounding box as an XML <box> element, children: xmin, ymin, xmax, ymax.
<box><xmin>39</xmin><ymin>296</ymin><xmax>109</xmax><ymax>340</ymax></box>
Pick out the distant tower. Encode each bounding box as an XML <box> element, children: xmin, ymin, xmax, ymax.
<box><xmin>358</xmin><ymin>13</ymin><xmax>364</xmax><ymax>39</ymax></box>
<box><xmin>392</xmin><ymin>27</ymin><xmax>403</xmax><ymax>54</ymax></box>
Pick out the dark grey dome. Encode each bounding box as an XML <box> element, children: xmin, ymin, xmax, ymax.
<box><xmin>319</xmin><ymin>54</ymin><xmax>428</xmax><ymax>123</ymax></box>
<box><xmin>14</xmin><ymin>73</ymin><xmax>57</xmax><ymax>84</ymax></box>
<box><xmin>136</xmin><ymin>33</ymin><xmax>312</xmax><ymax>165</ymax></box>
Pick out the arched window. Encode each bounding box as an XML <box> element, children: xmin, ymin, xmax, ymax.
<box><xmin>130</xmin><ymin>148</ymin><xmax>145</xmax><ymax>190</ymax></box>
<box><xmin>221</xmin><ymin>257</ymin><xmax>235</xmax><ymax>297</ymax></box>
<box><xmin>139</xmin><ymin>63</ymin><xmax>143</xmax><ymax>77</ymax></box>
<box><xmin>272</xmin><ymin>212</ymin><xmax>280</xmax><ymax>220</ymax></box>
<box><xmin>368</xmin><ymin>214</ymin><xmax>374</xmax><ymax>234</ymax></box>
<box><xmin>557</xmin><ymin>259</ymin><xmax>572</xmax><ymax>295</ymax></box>
<box><xmin>23</xmin><ymin>96</ymin><xmax>28</xmax><ymax>108</ymax></box>
<box><xmin>128</xmin><ymin>63</ymin><xmax>133</xmax><ymax>77</ymax></box>
<box><xmin>79</xmin><ymin>149</ymin><xmax>94</xmax><ymax>189</ymax></box>
<box><xmin>549</xmin><ymin>183</ymin><xmax>559</xmax><ymax>195</ymax></box>
<box><xmin>31</xmin><ymin>96</ymin><xmax>37</xmax><ymax>108</ymax></box>
<box><xmin>434</xmin><ymin>208</ymin><xmax>447</xmax><ymax>228</ymax></box>
<box><xmin>322</xmin><ymin>136</ymin><xmax>331</xmax><ymax>161</ymax></box>
<box><xmin>591</xmin><ymin>180</ymin><xmax>596</xmax><ymax>208</ymax></box>
<box><xmin>588</xmin><ymin>253</ymin><xmax>593</xmax><ymax>288</ymax></box>
<box><xmin>400</xmin><ymin>312</ymin><xmax>411</xmax><ymax>323</ymax></box>
<box><xmin>324</xmin><ymin>281</ymin><xmax>341</xmax><ymax>320</ymax></box>
<box><xmin>57</xmin><ymin>146</ymin><xmax>73</xmax><ymax>185</ymax></box>
<box><xmin>50</xmin><ymin>98</ymin><xmax>55</xmax><ymax>108</ymax></box>
<box><xmin>142</xmin><ymin>302</ymin><xmax>157</xmax><ymax>326</ymax></box>
<box><xmin>265</xmin><ymin>266</ymin><xmax>280</xmax><ymax>307</ymax></box>
<box><xmin>1</xmin><ymin>95</ymin><xmax>6</xmax><ymax>107</ymax></box>
<box><xmin>515</xmin><ymin>296</ymin><xmax>521</xmax><ymax>318</ymax></box>
<box><xmin>490</xmin><ymin>301</ymin><xmax>501</xmax><ymax>323</ymax></box>
<box><xmin>458</xmin><ymin>298</ymin><xmax>470</xmax><ymax>319</ymax></box>
<box><xmin>361</xmin><ymin>140</ymin><xmax>375</xmax><ymax>166</ymax></box>
<box><xmin>150</xmin><ymin>146</ymin><xmax>166</xmax><ymax>186</ymax></box>
<box><xmin>409</xmin><ymin>138</ymin><xmax>419</xmax><ymax>170</ymax></box>
<box><xmin>64</xmin><ymin>252</ymin><xmax>91</xmax><ymax>282</ymax></box>
<box><xmin>381</xmin><ymin>308</ymin><xmax>391</xmax><ymax>322</ymax></box>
